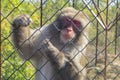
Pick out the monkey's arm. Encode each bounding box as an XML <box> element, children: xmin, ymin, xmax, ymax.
<box><xmin>42</xmin><ymin>40</ymin><xmax>81</xmax><ymax>80</ymax></box>
<box><xmin>12</xmin><ymin>14</ymin><xmax>33</xmax><ymax>59</ymax></box>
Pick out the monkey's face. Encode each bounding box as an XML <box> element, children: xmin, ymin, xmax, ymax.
<box><xmin>60</xmin><ymin>17</ymin><xmax>82</xmax><ymax>43</ymax></box>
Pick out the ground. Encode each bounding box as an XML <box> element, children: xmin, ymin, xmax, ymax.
<box><xmin>86</xmin><ymin>46</ymin><xmax>120</xmax><ymax>80</ymax></box>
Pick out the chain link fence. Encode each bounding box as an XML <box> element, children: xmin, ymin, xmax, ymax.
<box><xmin>1</xmin><ymin>0</ymin><xmax>120</xmax><ymax>80</ymax></box>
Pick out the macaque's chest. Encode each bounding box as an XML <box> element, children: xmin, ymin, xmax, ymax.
<box><xmin>36</xmin><ymin>58</ymin><xmax>62</xmax><ymax>80</ymax></box>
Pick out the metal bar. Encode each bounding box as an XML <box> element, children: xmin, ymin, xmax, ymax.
<box><xmin>92</xmin><ymin>0</ymin><xmax>106</xmax><ymax>29</ymax></box>
<box><xmin>95</xmin><ymin>0</ymin><xmax>99</xmax><ymax>66</ymax></box>
<box><xmin>104</xmin><ymin>0</ymin><xmax>109</xmax><ymax>80</ymax></box>
<box><xmin>115</xmin><ymin>0</ymin><xmax>119</xmax><ymax>55</ymax></box>
<box><xmin>82</xmin><ymin>0</ymin><xmax>106</xmax><ymax>30</ymax></box>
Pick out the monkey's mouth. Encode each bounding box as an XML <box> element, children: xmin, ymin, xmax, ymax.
<box><xmin>64</xmin><ymin>34</ymin><xmax>72</xmax><ymax>39</ymax></box>
<box><xmin>63</xmin><ymin>33</ymin><xmax>75</xmax><ymax>40</ymax></box>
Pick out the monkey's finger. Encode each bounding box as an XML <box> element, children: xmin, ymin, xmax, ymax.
<box><xmin>12</xmin><ymin>14</ymin><xmax>32</xmax><ymax>27</ymax></box>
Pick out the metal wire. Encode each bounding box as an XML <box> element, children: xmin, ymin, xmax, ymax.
<box><xmin>1</xmin><ymin>0</ymin><xmax>120</xmax><ymax>80</ymax></box>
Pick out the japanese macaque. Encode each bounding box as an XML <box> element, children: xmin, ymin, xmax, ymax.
<box><xmin>12</xmin><ymin>7</ymin><xmax>90</xmax><ymax>80</ymax></box>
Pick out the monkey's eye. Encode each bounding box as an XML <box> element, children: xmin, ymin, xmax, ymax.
<box><xmin>62</xmin><ymin>18</ymin><xmax>81</xmax><ymax>31</ymax></box>
<box><xmin>72</xmin><ymin>20</ymin><xmax>81</xmax><ymax>28</ymax></box>
<box><xmin>72</xmin><ymin>20</ymin><xmax>81</xmax><ymax>31</ymax></box>
<box><xmin>62</xmin><ymin>18</ymin><xmax>71</xmax><ymax>29</ymax></box>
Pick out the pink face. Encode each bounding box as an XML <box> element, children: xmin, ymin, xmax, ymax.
<box><xmin>60</xmin><ymin>18</ymin><xmax>81</xmax><ymax>43</ymax></box>
<box><xmin>62</xmin><ymin>17</ymin><xmax>81</xmax><ymax>31</ymax></box>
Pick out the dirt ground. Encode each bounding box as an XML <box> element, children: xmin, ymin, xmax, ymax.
<box><xmin>86</xmin><ymin>46</ymin><xmax>120</xmax><ymax>80</ymax></box>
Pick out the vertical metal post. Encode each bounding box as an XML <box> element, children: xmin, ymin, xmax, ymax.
<box><xmin>115</xmin><ymin>0</ymin><xmax>118</xmax><ymax>55</ymax></box>
<box><xmin>95</xmin><ymin>0</ymin><xmax>99</xmax><ymax>66</ymax></box>
<box><xmin>104</xmin><ymin>0</ymin><xmax>109</xmax><ymax>80</ymax></box>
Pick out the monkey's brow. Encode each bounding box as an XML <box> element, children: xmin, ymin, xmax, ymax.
<box><xmin>63</xmin><ymin>18</ymin><xmax>81</xmax><ymax>27</ymax></box>
<box><xmin>63</xmin><ymin>17</ymin><xmax>74</xmax><ymax>25</ymax></box>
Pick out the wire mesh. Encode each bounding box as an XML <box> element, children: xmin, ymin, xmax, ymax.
<box><xmin>1</xmin><ymin>0</ymin><xmax>120</xmax><ymax>80</ymax></box>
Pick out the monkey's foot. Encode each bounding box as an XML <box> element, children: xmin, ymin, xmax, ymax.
<box><xmin>12</xmin><ymin>14</ymin><xmax>32</xmax><ymax>27</ymax></box>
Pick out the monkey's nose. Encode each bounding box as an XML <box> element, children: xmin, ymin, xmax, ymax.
<box><xmin>66</xmin><ymin>29</ymin><xmax>72</xmax><ymax>32</ymax></box>
<box><xmin>66</xmin><ymin>27</ymin><xmax>73</xmax><ymax>32</ymax></box>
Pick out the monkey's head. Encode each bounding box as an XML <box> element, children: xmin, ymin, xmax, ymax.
<box><xmin>55</xmin><ymin>7</ymin><xmax>90</xmax><ymax>44</ymax></box>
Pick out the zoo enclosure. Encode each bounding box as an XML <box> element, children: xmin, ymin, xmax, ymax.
<box><xmin>1</xmin><ymin>0</ymin><xmax>120</xmax><ymax>80</ymax></box>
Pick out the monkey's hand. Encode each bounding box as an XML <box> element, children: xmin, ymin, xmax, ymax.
<box><xmin>42</xmin><ymin>39</ymin><xmax>59</xmax><ymax>54</ymax></box>
<box><xmin>42</xmin><ymin>39</ymin><xmax>67</xmax><ymax>69</ymax></box>
<box><xmin>12</xmin><ymin>14</ymin><xmax>32</xmax><ymax>28</ymax></box>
